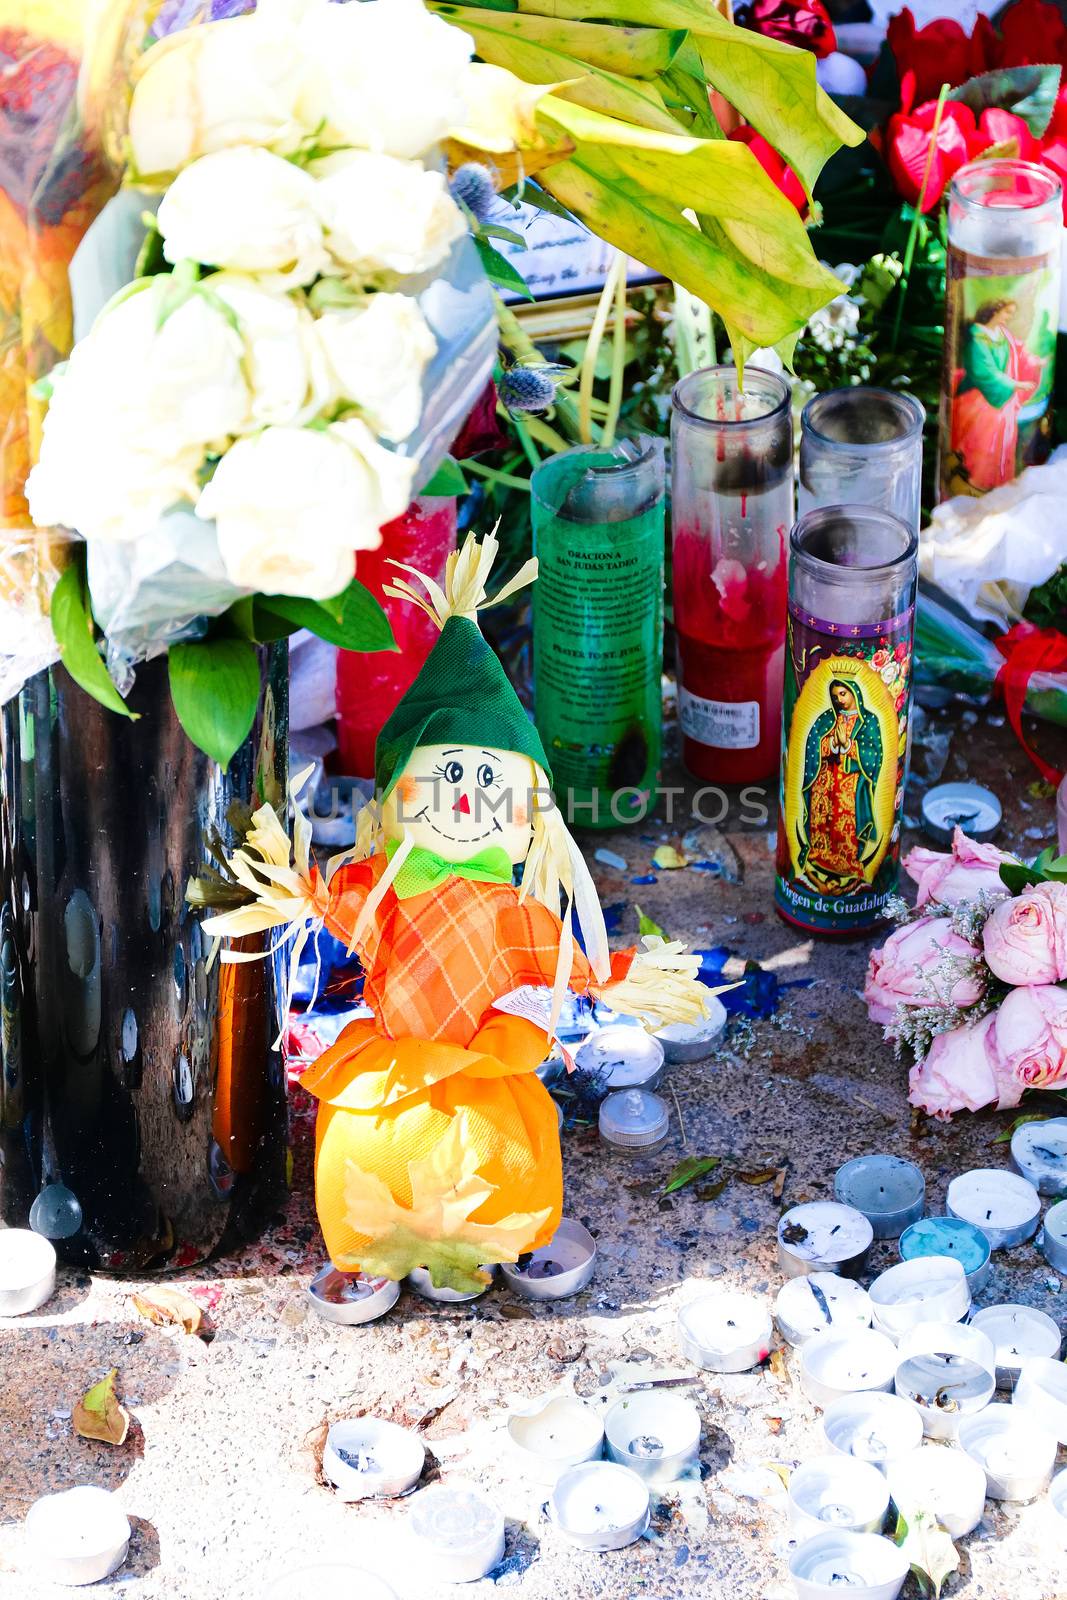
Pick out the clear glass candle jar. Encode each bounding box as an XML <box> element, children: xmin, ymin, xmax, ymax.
<box><xmin>775</xmin><ymin>505</ymin><xmax>917</xmax><ymax>936</ymax></box>
<box><xmin>940</xmin><ymin>159</ymin><xmax>1062</xmax><ymax>501</ymax></box>
<box><xmin>670</xmin><ymin>366</ymin><xmax>793</xmax><ymax>785</ymax></box>
<box><xmin>799</xmin><ymin>387</ymin><xmax>924</xmax><ymax>531</ymax></box>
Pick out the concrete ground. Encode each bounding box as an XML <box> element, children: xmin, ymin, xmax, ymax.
<box><xmin>2</xmin><ymin>704</ymin><xmax>1067</xmax><ymax>1600</ymax></box>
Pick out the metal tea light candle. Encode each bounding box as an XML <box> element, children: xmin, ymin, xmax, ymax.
<box><xmin>958</xmin><ymin>1406</ymin><xmax>1058</xmax><ymax>1502</ymax></box>
<box><xmin>407</xmin><ymin>1484</ymin><xmax>506</xmax><ymax>1584</ymax></box>
<box><xmin>604</xmin><ymin>1391</ymin><xmax>701</xmax><ymax>1486</ymax></box>
<box><xmin>507</xmin><ymin>1397</ymin><xmax>604</xmax><ymax>1484</ymax></box>
<box><xmin>775</xmin><ymin>1273</ymin><xmax>872</xmax><ymax>1347</ymax></box>
<box><xmin>1011</xmin><ymin>1117</ymin><xmax>1067</xmax><ymax>1196</ymax></box>
<box><xmin>676</xmin><ymin>1289</ymin><xmax>773</xmax><ymax>1372</ymax></box>
<box><xmin>24</xmin><ymin>1487</ymin><xmax>131</xmax><ymax>1588</ymax></box>
<box><xmin>777</xmin><ymin>1201</ymin><xmax>874</xmax><ymax>1278</ymax></box>
<box><xmin>1040</xmin><ymin>1196</ymin><xmax>1067</xmax><ymax>1271</ymax></box>
<box><xmin>574</xmin><ymin>1026</ymin><xmax>664</xmax><ymax>1091</ymax></box>
<box><xmin>834</xmin><ymin>1155</ymin><xmax>925</xmax><ymax>1240</ymax></box>
<box><xmin>788</xmin><ymin>1530</ymin><xmax>910</xmax><ymax>1600</ymax></box>
<box><xmin>549</xmin><ymin>1461</ymin><xmax>651</xmax><ymax>1551</ymax></box>
<box><xmin>886</xmin><ymin>1447</ymin><xmax>987</xmax><ymax>1538</ymax></box>
<box><xmin>799</xmin><ymin>1329</ymin><xmax>898</xmax><ymax>1409</ymax></box>
<box><xmin>1013</xmin><ymin>1356</ymin><xmax>1067</xmax><ymax>1444</ymax></box>
<box><xmin>322</xmin><ymin>1418</ymin><xmax>426</xmax><ymax>1501</ymax></box>
<box><xmin>500</xmin><ymin>1218</ymin><xmax>596</xmax><ymax>1301</ymax></box>
<box><xmin>898</xmin><ymin>1216</ymin><xmax>991</xmax><ymax>1292</ymax></box>
<box><xmin>946</xmin><ymin>1167</ymin><xmax>1041</xmax><ymax>1249</ymax></box>
<box><xmin>969</xmin><ymin>1304</ymin><xmax>1062</xmax><ymax>1389</ymax></box>
<box><xmin>787</xmin><ymin>1456</ymin><xmax>890</xmax><ymax>1542</ymax></box>
<box><xmin>867</xmin><ymin>1257</ymin><xmax>971</xmax><ymax>1341</ymax></box>
<box><xmin>821</xmin><ymin>1392</ymin><xmax>924</xmax><ymax>1469</ymax></box>
<box><xmin>893</xmin><ymin>1322</ymin><xmax>996</xmax><ymax>1441</ymax></box>
<box><xmin>0</xmin><ymin>1229</ymin><xmax>56</xmax><ymax>1316</ymax></box>
<box><xmin>306</xmin><ymin>1267</ymin><xmax>399</xmax><ymax>1326</ymax></box>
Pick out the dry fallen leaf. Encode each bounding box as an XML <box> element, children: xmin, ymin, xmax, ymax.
<box><xmin>736</xmin><ymin>1167</ymin><xmax>779</xmax><ymax>1186</ymax></box>
<box><xmin>132</xmin><ymin>1286</ymin><xmax>204</xmax><ymax>1336</ymax></box>
<box><xmin>772</xmin><ymin>1167</ymin><xmax>788</xmax><ymax>1202</ymax></box>
<box><xmin>767</xmin><ymin>1349</ymin><xmax>788</xmax><ymax>1383</ymax></box>
<box><xmin>765</xmin><ymin>1416</ymin><xmax>783</xmax><ymax>1435</ymax></box>
<box><xmin>73</xmin><ymin>1369</ymin><xmax>130</xmax><ymax>1446</ymax></box>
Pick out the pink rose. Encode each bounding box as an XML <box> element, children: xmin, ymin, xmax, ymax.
<box><xmin>908</xmin><ymin>1011</ymin><xmax>1017</xmax><ymax>1118</ymax></box>
<box><xmin>904</xmin><ymin>826</ymin><xmax>1015</xmax><ymax>909</ymax></box>
<box><xmin>994</xmin><ymin>984</ymin><xmax>1067</xmax><ymax>1091</ymax></box>
<box><xmin>864</xmin><ymin>916</ymin><xmax>983</xmax><ymax>1025</ymax></box>
<box><xmin>983</xmin><ymin>881</ymin><xmax>1067</xmax><ymax>986</ymax></box>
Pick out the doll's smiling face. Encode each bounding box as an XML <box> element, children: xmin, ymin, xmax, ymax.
<box><xmin>382</xmin><ymin>743</ymin><xmax>535</xmax><ymax>864</ymax></box>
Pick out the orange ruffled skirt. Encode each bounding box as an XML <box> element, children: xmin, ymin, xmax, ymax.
<box><xmin>300</xmin><ymin>1011</ymin><xmax>562</xmax><ymax>1275</ymax></box>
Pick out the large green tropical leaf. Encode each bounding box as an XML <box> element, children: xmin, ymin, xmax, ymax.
<box><xmin>432</xmin><ymin>5</ymin><xmax>687</xmax><ymax>78</ymax></box>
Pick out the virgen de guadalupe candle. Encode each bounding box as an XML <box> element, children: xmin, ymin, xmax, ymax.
<box><xmin>939</xmin><ymin>159</ymin><xmax>1062</xmax><ymax>502</ymax></box>
<box><xmin>775</xmin><ymin>506</ymin><xmax>918</xmax><ymax>936</ymax></box>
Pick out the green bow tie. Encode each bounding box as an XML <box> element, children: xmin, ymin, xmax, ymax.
<box><xmin>385</xmin><ymin>838</ymin><xmax>514</xmax><ymax>899</ymax></box>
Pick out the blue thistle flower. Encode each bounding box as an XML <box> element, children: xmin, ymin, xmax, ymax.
<box><xmin>450</xmin><ymin>164</ymin><xmax>498</xmax><ymax>223</ymax></box>
<box><xmin>499</xmin><ymin>366</ymin><xmax>558</xmax><ymax>414</ymax></box>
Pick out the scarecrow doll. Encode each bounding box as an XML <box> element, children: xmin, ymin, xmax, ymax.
<box><xmin>197</xmin><ymin>533</ymin><xmax>706</xmax><ymax>1292</ymax></box>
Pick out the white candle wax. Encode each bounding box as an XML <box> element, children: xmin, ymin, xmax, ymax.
<box><xmin>788</xmin><ymin>1455</ymin><xmax>890</xmax><ymax>1543</ymax></box>
<box><xmin>306</xmin><ymin>1267</ymin><xmax>399</xmax><ymax>1326</ymax></box>
<box><xmin>507</xmin><ymin>1396</ymin><xmax>604</xmax><ymax>1483</ymax></box>
<box><xmin>405</xmin><ymin>1265</ymin><xmax>495</xmax><ymax>1304</ymax></box>
<box><xmin>800</xmin><ymin>1329</ymin><xmax>898</xmax><ymax>1410</ymax></box>
<box><xmin>958</xmin><ymin>1405</ymin><xmax>1058</xmax><ymax>1501</ymax></box>
<box><xmin>676</xmin><ymin>1289</ymin><xmax>773</xmax><ymax>1373</ymax></box>
<box><xmin>946</xmin><ymin>1168</ymin><xmax>1041</xmax><ymax>1250</ymax></box>
<box><xmin>323</xmin><ymin>1418</ymin><xmax>425</xmax><ymax>1501</ymax></box>
<box><xmin>777</xmin><ymin>1202</ymin><xmax>874</xmax><ymax>1279</ymax></box>
<box><xmin>604</xmin><ymin>1391</ymin><xmax>700</xmax><ymax>1486</ymax></box>
<box><xmin>775</xmin><ymin>1273</ymin><xmax>872</xmax><ymax>1347</ymax></box>
<box><xmin>0</xmin><ymin>1229</ymin><xmax>56</xmax><ymax>1317</ymax></box>
<box><xmin>655</xmin><ymin>997</ymin><xmax>727</xmax><ymax>1063</ymax></box>
<box><xmin>886</xmin><ymin>1446</ymin><xmax>987</xmax><ymax>1537</ymax></box>
<box><xmin>969</xmin><ymin>1304</ymin><xmax>1063</xmax><ymax>1389</ymax></box>
<box><xmin>549</xmin><ymin>1461</ymin><xmax>650</xmax><ymax>1551</ymax></box>
<box><xmin>1013</xmin><ymin>1355</ymin><xmax>1067</xmax><ymax>1444</ymax></box>
<box><xmin>788</xmin><ymin>1530</ymin><xmax>910</xmax><ymax>1600</ymax></box>
<box><xmin>261</xmin><ymin>1568</ymin><xmax>398</xmax><ymax>1600</ymax></box>
<box><xmin>500</xmin><ymin>1218</ymin><xmax>596</xmax><ymax>1301</ymax></box>
<box><xmin>574</xmin><ymin>1025</ymin><xmax>664</xmax><ymax>1090</ymax></box>
<box><xmin>1011</xmin><ymin>1117</ymin><xmax>1067</xmax><ymax>1196</ymax></box>
<box><xmin>834</xmin><ymin>1155</ymin><xmax>925</xmax><ymax>1241</ymax></box>
<box><xmin>407</xmin><ymin>1484</ymin><xmax>506</xmax><ymax>1584</ymax></box>
<box><xmin>821</xmin><ymin>1391</ymin><xmax>924</xmax><ymax>1469</ymax></box>
<box><xmin>24</xmin><ymin>1486</ymin><xmax>131</xmax><ymax>1587</ymax></box>
<box><xmin>1041</xmin><ymin>1198</ymin><xmax>1067</xmax><ymax>1272</ymax></box>
<box><xmin>868</xmin><ymin>1258</ymin><xmax>970</xmax><ymax>1341</ymax></box>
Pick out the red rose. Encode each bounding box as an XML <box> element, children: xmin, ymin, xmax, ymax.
<box><xmin>885</xmin><ymin>95</ymin><xmax>979</xmax><ymax>212</ymax></box>
<box><xmin>738</xmin><ymin>0</ymin><xmax>836</xmax><ymax>59</ymax></box>
<box><xmin>887</xmin><ymin>8</ymin><xmax>996</xmax><ymax>104</ymax></box>
<box><xmin>976</xmin><ymin>106</ymin><xmax>1041</xmax><ymax>162</ymax></box>
<box><xmin>995</xmin><ymin>0</ymin><xmax>1067</xmax><ymax>68</ymax></box>
<box><xmin>728</xmin><ymin>124</ymin><xmax>807</xmax><ymax>215</ymax></box>
<box><xmin>449</xmin><ymin>378</ymin><xmax>508</xmax><ymax>459</ymax></box>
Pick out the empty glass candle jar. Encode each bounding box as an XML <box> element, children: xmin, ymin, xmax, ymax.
<box><xmin>671</xmin><ymin>366</ymin><xmax>793</xmax><ymax>785</ymax></box>
<box><xmin>799</xmin><ymin>387</ymin><xmax>924</xmax><ymax>530</ymax></box>
<box><xmin>940</xmin><ymin>159</ymin><xmax>1062</xmax><ymax>500</ymax></box>
<box><xmin>776</xmin><ymin>506</ymin><xmax>918</xmax><ymax>935</ymax></box>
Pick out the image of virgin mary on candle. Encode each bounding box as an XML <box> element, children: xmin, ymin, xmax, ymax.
<box><xmin>796</xmin><ymin>675</ymin><xmax>882</xmax><ymax>893</ymax></box>
<box><xmin>950</xmin><ymin>295</ymin><xmax>1050</xmax><ymax>492</ymax></box>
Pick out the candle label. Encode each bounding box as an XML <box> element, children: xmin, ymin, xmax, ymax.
<box><xmin>939</xmin><ymin>245</ymin><xmax>1059</xmax><ymax>502</ymax></box>
<box><xmin>776</xmin><ymin>604</ymin><xmax>913</xmax><ymax>934</ymax></box>
<box><xmin>678</xmin><ymin>688</ymin><xmax>760</xmax><ymax>749</ymax></box>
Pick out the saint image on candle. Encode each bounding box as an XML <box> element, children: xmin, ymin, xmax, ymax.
<box><xmin>949</xmin><ymin>289</ymin><xmax>1053</xmax><ymax>493</ymax></box>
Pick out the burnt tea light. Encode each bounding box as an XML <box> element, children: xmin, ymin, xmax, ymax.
<box><xmin>323</xmin><ymin>1418</ymin><xmax>425</xmax><ymax>1501</ymax></box>
<box><xmin>506</xmin><ymin>1396</ymin><xmax>604</xmax><ymax>1483</ymax></box>
<box><xmin>821</xmin><ymin>1392</ymin><xmax>924</xmax><ymax>1469</ymax></box>
<box><xmin>799</xmin><ymin>1329</ymin><xmax>898</xmax><ymax>1410</ymax></box>
<box><xmin>898</xmin><ymin>1216</ymin><xmax>991</xmax><ymax>1292</ymax></box>
<box><xmin>676</xmin><ymin>1289</ymin><xmax>773</xmax><ymax>1372</ymax></box>
<box><xmin>886</xmin><ymin>1446</ymin><xmax>987</xmax><ymax>1538</ymax></box>
<box><xmin>574</xmin><ymin>1025</ymin><xmax>664</xmax><ymax>1091</ymax></box>
<box><xmin>867</xmin><ymin>1257</ymin><xmax>970</xmax><ymax>1341</ymax></box>
<box><xmin>604</xmin><ymin>1391</ymin><xmax>701</xmax><ymax>1486</ymax></box>
<box><xmin>0</xmin><ymin>1228</ymin><xmax>56</xmax><ymax>1317</ymax></box>
<box><xmin>946</xmin><ymin>1168</ymin><xmax>1041</xmax><ymax>1250</ymax></box>
<box><xmin>655</xmin><ymin>996</ymin><xmax>727</xmax><ymax>1063</ymax></box>
<box><xmin>598</xmin><ymin>1089</ymin><xmax>670</xmax><ymax>1155</ymax></box>
<box><xmin>777</xmin><ymin>1202</ymin><xmax>874</xmax><ymax>1279</ymax></box>
<box><xmin>920</xmin><ymin>781</ymin><xmax>1002</xmax><ymax>845</ymax></box>
<box><xmin>405</xmin><ymin>1265</ymin><xmax>496</xmax><ymax>1304</ymax></box>
<box><xmin>834</xmin><ymin>1156</ymin><xmax>925</xmax><ymax>1240</ymax></box>
<box><xmin>1040</xmin><ymin>1198</ymin><xmax>1067</xmax><ymax>1272</ymax></box>
<box><xmin>500</xmin><ymin>1218</ymin><xmax>596</xmax><ymax>1301</ymax></box>
<box><xmin>549</xmin><ymin>1461</ymin><xmax>651</xmax><ymax>1551</ymax></box>
<box><xmin>893</xmin><ymin>1322</ymin><xmax>996</xmax><ymax>1441</ymax></box>
<box><xmin>969</xmin><ymin>1304</ymin><xmax>1062</xmax><ymax>1389</ymax></box>
<box><xmin>958</xmin><ymin>1405</ymin><xmax>1058</xmax><ymax>1502</ymax></box>
<box><xmin>306</xmin><ymin>1267</ymin><xmax>399</xmax><ymax>1326</ymax></box>
<box><xmin>1013</xmin><ymin>1356</ymin><xmax>1067</xmax><ymax>1444</ymax></box>
<box><xmin>787</xmin><ymin>1456</ymin><xmax>890</xmax><ymax>1543</ymax></box>
<box><xmin>1013</xmin><ymin>1117</ymin><xmax>1067</xmax><ymax>1197</ymax></box>
<box><xmin>407</xmin><ymin>1484</ymin><xmax>505</xmax><ymax>1584</ymax></box>
<box><xmin>775</xmin><ymin>1273</ymin><xmax>872</xmax><ymax>1347</ymax></box>
<box><xmin>24</xmin><ymin>1486</ymin><xmax>131</xmax><ymax>1587</ymax></box>
<box><xmin>788</xmin><ymin>1530</ymin><xmax>909</xmax><ymax>1600</ymax></box>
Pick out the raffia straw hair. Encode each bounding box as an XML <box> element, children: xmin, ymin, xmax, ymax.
<box><xmin>383</xmin><ymin>525</ymin><xmax>538</xmax><ymax>628</ymax></box>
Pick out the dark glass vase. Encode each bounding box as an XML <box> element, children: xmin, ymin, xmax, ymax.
<box><xmin>0</xmin><ymin>648</ymin><xmax>289</xmax><ymax>1272</ymax></box>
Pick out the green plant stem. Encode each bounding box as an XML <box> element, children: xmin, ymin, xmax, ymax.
<box><xmin>494</xmin><ymin>292</ymin><xmax>585</xmax><ymax>444</ymax></box>
<box><xmin>462</xmin><ymin>459</ymin><xmax>533</xmax><ymax>492</ymax></box>
<box><xmin>579</xmin><ymin>255</ymin><xmax>622</xmax><ymax>445</ymax></box>
<box><xmin>892</xmin><ymin>82</ymin><xmax>949</xmax><ymax>352</ymax></box>
<box><xmin>601</xmin><ymin>253</ymin><xmax>629</xmax><ymax>448</ymax></box>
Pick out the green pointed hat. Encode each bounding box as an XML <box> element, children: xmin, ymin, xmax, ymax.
<box><xmin>375</xmin><ymin>532</ymin><xmax>550</xmax><ymax>799</ymax></box>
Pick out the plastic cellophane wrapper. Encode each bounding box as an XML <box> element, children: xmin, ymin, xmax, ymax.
<box><xmin>914</xmin><ymin>588</ymin><xmax>1067</xmax><ymax>727</ymax></box>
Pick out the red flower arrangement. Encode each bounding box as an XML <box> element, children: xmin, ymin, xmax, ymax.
<box><xmin>737</xmin><ymin>0</ymin><xmax>837</xmax><ymax>59</ymax></box>
<box><xmin>728</xmin><ymin>124</ymin><xmax>808</xmax><ymax>215</ymax></box>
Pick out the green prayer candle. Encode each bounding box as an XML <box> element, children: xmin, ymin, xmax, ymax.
<box><xmin>531</xmin><ymin>438</ymin><xmax>664</xmax><ymax>829</ymax></box>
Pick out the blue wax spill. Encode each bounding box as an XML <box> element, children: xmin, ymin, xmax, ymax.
<box><xmin>900</xmin><ymin>1216</ymin><xmax>990</xmax><ymax>1274</ymax></box>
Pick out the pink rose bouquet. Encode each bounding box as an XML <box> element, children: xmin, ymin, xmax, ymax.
<box><xmin>864</xmin><ymin>828</ymin><xmax>1067</xmax><ymax>1118</ymax></box>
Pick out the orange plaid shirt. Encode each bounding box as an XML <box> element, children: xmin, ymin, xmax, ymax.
<box><xmin>324</xmin><ymin>856</ymin><xmax>632</xmax><ymax>1047</ymax></box>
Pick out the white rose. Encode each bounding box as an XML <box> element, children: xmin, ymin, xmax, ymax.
<box><xmin>312</xmin><ymin>151</ymin><xmax>466</xmax><ymax>283</ymax></box>
<box><xmin>196</xmin><ymin>421</ymin><xmax>415</xmax><ymax>598</ymax></box>
<box><xmin>298</xmin><ymin>0</ymin><xmax>473</xmax><ymax>160</ymax></box>
<box><xmin>27</xmin><ymin>279</ymin><xmax>250</xmax><ymax>541</ymax></box>
<box><xmin>158</xmin><ymin>149</ymin><xmax>327</xmax><ymax>286</ymax></box>
<box><xmin>208</xmin><ymin>273</ymin><xmax>333</xmax><ymax>429</ymax></box>
<box><xmin>129</xmin><ymin>9</ymin><xmax>310</xmax><ymax>181</ymax></box>
<box><xmin>315</xmin><ymin>293</ymin><xmax>436</xmax><ymax>442</ymax></box>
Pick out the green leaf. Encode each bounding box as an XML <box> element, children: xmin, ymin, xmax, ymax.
<box><xmin>479</xmin><ymin>221</ymin><xmax>528</xmax><ymax>247</ymax></box>
<box><xmin>950</xmin><ymin>64</ymin><xmax>1062</xmax><ymax>138</ymax></box>
<box><xmin>168</xmin><ymin>638</ymin><xmax>260</xmax><ymax>770</ymax></box>
<box><xmin>419</xmin><ymin>455</ymin><xmax>469</xmax><ymax>497</ymax></box>
<box><xmin>635</xmin><ymin>903</ymin><xmax>665</xmax><ymax>938</ymax></box>
<box><xmin>50</xmin><ymin>564</ymin><xmax>138</xmax><ymax>721</ymax></box>
<box><xmin>1000</xmin><ymin>860</ymin><xmax>1044</xmax><ymax>893</ymax></box>
<box><xmin>892</xmin><ymin>1506</ymin><xmax>959</xmax><ymax>1600</ymax></box>
<box><xmin>664</xmin><ymin>1154</ymin><xmax>720</xmax><ymax>1194</ymax></box>
<box><xmin>255</xmin><ymin>579</ymin><xmax>397</xmax><ymax>652</ymax></box>
<box><xmin>474</xmin><ymin>234</ymin><xmax>534</xmax><ymax>299</ymax></box>
<box><xmin>433</xmin><ymin>5</ymin><xmax>687</xmax><ymax>78</ymax></box>
<box><xmin>994</xmin><ymin>1112</ymin><xmax>1049</xmax><ymax>1145</ymax></box>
